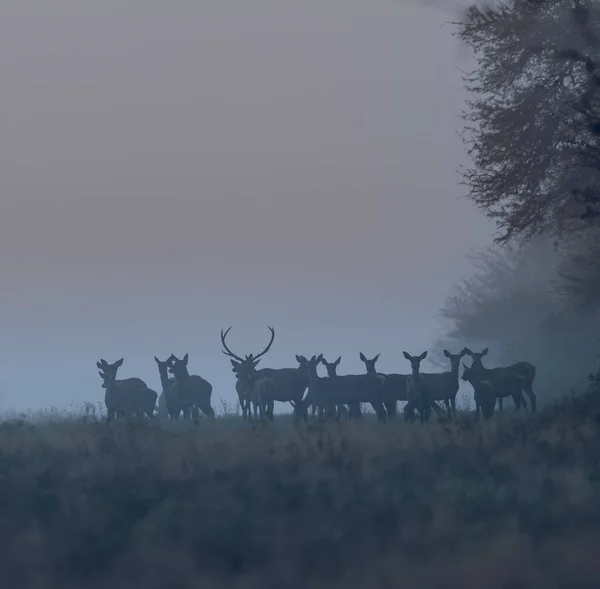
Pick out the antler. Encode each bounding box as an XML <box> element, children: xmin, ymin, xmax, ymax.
<box><xmin>220</xmin><ymin>325</ymin><xmax>275</xmax><ymax>363</ymax></box>
<box><xmin>252</xmin><ymin>326</ymin><xmax>275</xmax><ymax>361</ymax></box>
<box><xmin>220</xmin><ymin>326</ymin><xmax>245</xmax><ymax>362</ymax></box>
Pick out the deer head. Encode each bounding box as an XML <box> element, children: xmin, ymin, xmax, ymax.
<box><xmin>443</xmin><ymin>348</ymin><xmax>469</xmax><ymax>372</ymax></box>
<box><xmin>221</xmin><ymin>326</ymin><xmax>275</xmax><ymax>378</ymax></box>
<box><xmin>320</xmin><ymin>356</ymin><xmax>341</xmax><ymax>377</ymax></box>
<box><xmin>96</xmin><ymin>358</ymin><xmax>123</xmax><ymax>388</ymax></box>
<box><xmin>463</xmin><ymin>347</ymin><xmax>489</xmax><ymax>369</ymax></box>
<box><xmin>168</xmin><ymin>353</ymin><xmax>189</xmax><ymax>380</ymax></box>
<box><xmin>296</xmin><ymin>354</ymin><xmax>323</xmax><ymax>378</ymax></box>
<box><xmin>359</xmin><ymin>352</ymin><xmax>380</xmax><ymax>375</ymax></box>
<box><xmin>402</xmin><ymin>351</ymin><xmax>428</xmax><ymax>374</ymax></box>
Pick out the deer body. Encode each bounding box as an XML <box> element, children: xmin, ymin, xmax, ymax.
<box><xmin>420</xmin><ymin>348</ymin><xmax>468</xmax><ymax>417</ymax></box>
<box><xmin>169</xmin><ymin>354</ymin><xmax>215</xmax><ymax>420</ymax></box>
<box><xmin>359</xmin><ymin>352</ymin><xmax>407</xmax><ymax>418</ymax></box>
<box><xmin>154</xmin><ymin>356</ymin><xmax>180</xmax><ymax>419</ymax></box>
<box><xmin>462</xmin><ymin>363</ymin><xmax>527</xmax><ymax>419</ymax></box>
<box><xmin>403</xmin><ymin>351</ymin><xmax>434</xmax><ymax>424</ymax></box>
<box><xmin>97</xmin><ymin>359</ymin><xmax>157</xmax><ymax>420</ymax></box>
<box><xmin>465</xmin><ymin>348</ymin><xmax>536</xmax><ymax>412</ymax></box>
<box><xmin>299</xmin><ymin>355</ymin><xmax>387</xmax><ymax>422</ymax></box>
<box><xmin>319</xmin><ymin>356</ymin><xmax>359</xmax><ymax>420</ymax></box>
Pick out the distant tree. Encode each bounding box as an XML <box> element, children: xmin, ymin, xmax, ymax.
<box><xmin>449</xmin><ymin>0</ymin><xmax>600</xmax><ymax>241</ymax></box>
<box><xmin>436</xmin><ymin>237</ymin><xmax>600</xmax><ymax>395</ymax></box>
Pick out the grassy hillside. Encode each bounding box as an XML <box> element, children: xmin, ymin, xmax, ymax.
<box><xmin>2</xmin><ymin>391</ymin><xmax>600</xmax><ymax>588</ymax></box>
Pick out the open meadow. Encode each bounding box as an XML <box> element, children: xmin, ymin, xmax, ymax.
<box><xmin>2</xmin><ymin>387</ymin><xmax>600</xmax><ymax>589</ymax></box>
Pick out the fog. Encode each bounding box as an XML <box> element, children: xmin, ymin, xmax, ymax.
<box><xmin>0</xmin><ymin>0</ymin><xmax>491</xmax><ymax>411</ymax></box>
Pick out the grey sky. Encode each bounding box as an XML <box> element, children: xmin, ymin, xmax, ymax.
<box><xmin>0</xmin><ymin>0</ymin><xmax>491</xmax><ymax>412</ymax></box>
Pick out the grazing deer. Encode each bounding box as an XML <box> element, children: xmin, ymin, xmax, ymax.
<box><xmin>402</xmin><ymin>351</ymin><xmax>434</xmax><ymax>424</ymax></box>
<box><xmin>461</xmin><ymin>363</ymin><xmax>527</xmax><ymax>419</ymax></box>
<box><xmin>358</xmin><ymin>352</ymin><xmax>404</xmax><ymax>418</ymax></box>
<box><xmin>464</xmin><ymin>347</ymin><xmax>537</xmax><ymax>412</ymax></box>
<box><xmin>154</xmin><ymin>356</ymin><xmax>179</xmax><ymax>418</ymax></box>
<box><xmin>221</xmin><ymin>326</ymin><xmax>308</xmax><ymax>419</ymax></box>
<box><xmin>319</xmin><ymin>356</ymin><xmax>359</xmax><ymax>420</ymax></box>
<box><xmin>419</xmin><ymin>348</ymin><xmax>468</xmax><ymax>417</ymax></box>
<box><xmin>168</xmin><ymin>354</ymin><xmax>215</xmax><ymax>420</ymax></box>
<box><xmin>97</xmin><ymin>358</ymin><xmax>157</xmax><ymax>420</ymax></box>
<box><xmin>298</xmin><ymin>354</ymin><xmax>388</xmax><ymax>422</ymax></box>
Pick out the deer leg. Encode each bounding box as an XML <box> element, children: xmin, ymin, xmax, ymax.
<box><xmin>523</xmin><ymin>382</ymin><xmax>536</xmax><ymax>412</ymax></box>
<box><xmin>444</xmin><ymin>398</ymin><xmax>451</xmax><ymax>416</ymax></box>
<box><xmin>450</xmin><ymin>397</ymin><xmax>457</xmax><ymax>416</ymax></box>
<box><xmin>383</xmin><ymin>399</ymin><xmax>397</xmax><ymax>418</ymax></box>
<box><xmin>497</xmin><ymin>397</ymin><xmax>504</xmax><ymax>412</ymax></box>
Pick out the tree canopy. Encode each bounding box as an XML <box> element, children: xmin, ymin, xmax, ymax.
<box><xmin>456</xmin><ymin>0</ymin><xmax>600</xmax><ymax>241</ymax></box>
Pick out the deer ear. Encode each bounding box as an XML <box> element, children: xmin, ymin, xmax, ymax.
<box><xmin>463</xmin><ymin>348</ymin><xmax>473</xmax><ymax>356</ymax></box>
<box><xmin>481</xmin><ymin>347</ymin><xmax>489</xmax><ymax>356</ymax></box>
<box><xmin>253</xmin><ymin>359</ymin><xmax>261</xmax><ymax>368</ymax></box>
<box><xmin>115</xmin><ymin>358</ymin><xmax>124</xmax><ymax>367</ymax></box>
<box><xmin>334</xmin><ymin>356</ymin><xmax>341</xmax><ymax>366</ymax></box>
<box><xmin>183</xmin><ymin>353</ymin><xmax>189</xmax><ymax>365</ymax></box>
<box><xmin>295</xmin><ymin>355</ymin><xmax>302</xmax><ymax>363</ymax></box>
<box><xmin>154</xmin><ymin>356</ymin><xmax>160</xmax><ymax>364</ymax></box>
<box><xmin>402</xmin><ymin>351</ymin><xmax>411</xmax><ymax>360</ymax></box>
<box><xmin>460</xmin><ymin>348</ymin><xmax>469</xmax><ymax>357</ymax></box>
<box><xmin>419</xmin><ymin>351</ymin><xmax>428</xmax><ymax>361</ymax></box>
<box><xmin>317</xmin><ymin>353</ymin><xmax>323</xmax><ymax>362</ymax></box>
<box><xmin>443</xmin><ymin>349</ymin><xmax>450</xmax><ymax>358</ymax></box>
<box><xmin>359</xmin><ymin>352</ymin><xmax>366</xmax><ymax>362</ymax></box>
<box><xmin>98</xmin><ymin>371</ymin><xmax>105</xmax><ymax>379</ymax></box>
<box><xmin>230</xmin><ymin>359</ymin><xmax>239</xmax><ymax>368</ymax></box>
<box><xmin>373</xmin><ymin>353</ymin><xmax>380</xmax><ymax>362</ymax></box>
<box><xmin>96</xmin><ymin>362</ymin><xmax>103</xmax><ymax>370</ymax></box>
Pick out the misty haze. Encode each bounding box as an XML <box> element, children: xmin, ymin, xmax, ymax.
<box><xmin>0</xmin><ymin>0</ymin><xmax>491</xmax><ymax>412</ymax></box>
<box><xmin>3</xmin><ymin>0</ymin><xmax>600</xmax><ymax>587</ymax></box>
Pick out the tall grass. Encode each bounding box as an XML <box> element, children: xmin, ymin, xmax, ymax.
<box><xmin>2</xmin><ymin>389</ymin><xmax>600</xmax><ymax>588</ymax></box>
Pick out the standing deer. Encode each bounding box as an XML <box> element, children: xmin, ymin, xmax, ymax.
<box><xmin>358</xmin><ymin>352</ymin><xmax>404</xmax><ymax>418</ymax></box>
<box><xmin>319</xmin><ymin>356</ymin><xmax>359</xmax><ymax>420</ymax></box>
<box><xmin>298</xmin><ymin>354</ymin><xmax>387</xmax><ymax>422</ymax></box>
<box><xmin>464</xmin><ymin>347</ymin><xmax>537</xmax><ymax>412</ymax></box>
<box><xmin>168</xmin><ymin>353</ymin><xmax>215</xmax><ymax>420</ymax></box>
<box><xmin>154</xmin><ymin>356</ymin><xmax>179</xmax><ymax>418</ymax></box>
<box><xmin>419</xmin><ymin>348</ymin><xmax>468</xmax><ymax>417</ymax></box>
<box><xmin>402</xmin><ymin>351</ymin><xmax>434</xmax><ymax>424</ymax></box>
<box><xmin>461</xmin><ymin>363</ymin><xmax>527</xmax><ymax>419</ymax></box>
<box><xmin>97</xmin><ymin>358</ymin><xmax>157</xmax><ymax>420</ymax></box>
<box><xmin>221</xmin><ymin>326</ymin><xmax>308</xmax><ymax>419</ymax></box>
<box><xmin>230</xmin><ymin>359</ymin><xmax>276</xmax><ymax>421</ymax></box>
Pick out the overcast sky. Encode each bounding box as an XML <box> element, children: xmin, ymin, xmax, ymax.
<box><xmin>0</xmin><ymin>0</ymin><xmax>491</xmax><ymax>413</ymax></box>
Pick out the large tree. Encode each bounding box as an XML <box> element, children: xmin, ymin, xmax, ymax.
<box><xmin>456</xmin><ymin>0</ymin><xmax>600</xmax><ymax>241</ymax></box>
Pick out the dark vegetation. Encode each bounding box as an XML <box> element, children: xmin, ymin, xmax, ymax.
<box><xmin>1</xmin><ymin>384</ymin><xmax>600</xmax><ymax>589</ymax></box>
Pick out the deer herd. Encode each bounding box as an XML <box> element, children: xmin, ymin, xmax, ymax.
<box><xmin>95</xmin><ymin>326</ymin><xmax>537</xmax><ymax>424</ymax></box>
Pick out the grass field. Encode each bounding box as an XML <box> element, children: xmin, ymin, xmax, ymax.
<box><xmin>2</xmin><ymin>389</ymin><xmax>600</xmax><ymax>589</ymax></box>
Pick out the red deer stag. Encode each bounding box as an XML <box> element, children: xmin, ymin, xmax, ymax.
<box><xmin>221</xmin><ymin>326</ymin><xmax>308</xmax><ymax>419</ymax></box>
